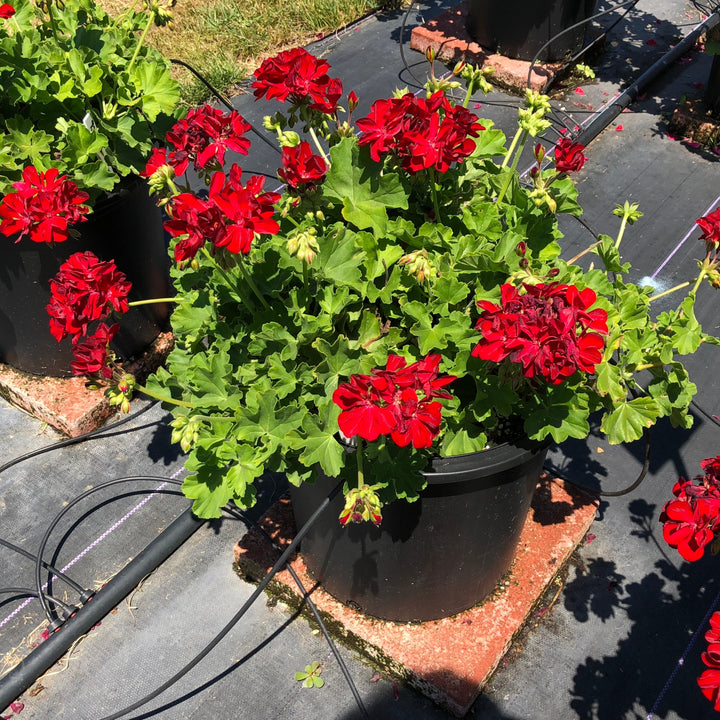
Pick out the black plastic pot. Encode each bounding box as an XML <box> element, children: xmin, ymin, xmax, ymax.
<box><xmin>465</xmin><ymin>0</ymin><xmax>598</xmax><ymax>62</ymax></box>
<box><xmin>0</xmin><ymin>179</ymin><xmax>171</xmax><ymax>377</ymax></box>
<box><xmin>290</xmin><ymin>438</ymin><xmax>549</xmax><ymax>622</ymax></box>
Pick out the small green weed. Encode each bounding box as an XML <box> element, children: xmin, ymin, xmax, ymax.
<box><xmin>295</xmin><ymin>661</ymin><xmax>325</xmax><ymax>688</ymax></box>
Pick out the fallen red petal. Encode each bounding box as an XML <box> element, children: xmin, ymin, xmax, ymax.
<box><xmin>616</xmin><ymin>125</ymin><xmax>623</xmax><ymax>131</ymax></box>
<box><xmin>647</xmin><ymin>38</ymin><xmax>657</xmax><ymax>46</ymax></box>
<box><xmin>574</xmin><ymin>87</ymin><xmax>585</xmax><ymax>95</ymax></box>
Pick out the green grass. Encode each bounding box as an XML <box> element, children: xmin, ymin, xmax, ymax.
<box><xmin>103</xmin><ymin>0</ymin><xmax>393</xmax><ymax>105</ymax></box>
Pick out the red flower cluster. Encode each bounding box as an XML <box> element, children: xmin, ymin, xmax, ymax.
<box><xmin>141</xmin><ymin>105</ymin><xmax>252</xmax><ymax>178</ymax></box>
<box><xmin>278</xmin><ymin>141</ymin><xmax>328</xmax><ymax>190</ymax></box>
<box><xmin>164</xmin><ymin>165</ymin><xmax>281</xmax><ymax>261</ymax></box>
<box><xmin>252</xmin><ymin>47</ymin><xmax>343</xmax><ymax>114</ymax></box>
<box><xmin>47</xmin><ymin>251</ymin><xmax>131</xmax><ymax>342</ymax></box>
<box><xmin>0</xmin><ymin>167</ymin><xmax>90</xmax><ymax>244</ymax></box>
<box><xmin>553</xmin><ymin>138</ymin><xmax>586</xmax><ymax>174</ymax></box>
<box><xmin>356</xmin><ymin>91</ymin><xmax>484</xmax><ymax>174</ymax></box>
<box><xmin>332</xmin><ymin>354</ymin><xmax>456</xmax><ymax>449</ymax></box>
<box><xmin>472</xmin><ymin>282</ymin><xmax>608</xmax><ymax>384</ymax></box>
<box><xmin>697</xmin><ymin>208</ymin><xmax>720</xmax><ymax>250</ymax></box>
<box><xmin>70</xmin><ymin>322</ymin><xmax>118</xmax><ymax>379</ymax></box>
<box><xmin>660</xmin><ymin>456</ymin><xmax>720</xmax><ymax>561</ymax></box>
<box><xmin>0</xmin><ymin>3</ymin><xmax>15</xmax><ymax>17</ymax></box>
<box><xmin>699</xmin><ymin>612</ymin><xmax>720</xmax><ymax>711</ymax></box>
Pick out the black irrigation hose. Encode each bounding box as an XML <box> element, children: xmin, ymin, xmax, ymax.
<box><xmin>0</xmin><ymin>400</ymin><xmax>159</xmax><ymax>476</ymax></box>
<box><xmin>34</xmin><ymin>477</ymin><xmax>185</xmax><ymax>626</ymax></box>
<box><xmin>526</xmin><ymin>0</ymin><xmax>641</xmax><ymax>91</ymax></box>
<box><xmin>0</xmin><ymin>588</ymin><xmax>76</xmax><ymax>618</ymax></box>
<box><xmin>98</xmin><ymin>479</ymin><xmax>344</xmax><ymax>720</ymax></box>
<box><xmin>245</xmin><ymin>511</ymin><xmax>370</xmax><ymax>719</ymax></box>
<box><xmin>0</xmin><ymin>539</ymin><xmax>91</xmax><ymax>602</ymax></box>
<box><xmin>0</xmin><ymin>503</ymin><xmax>202</xmax><ymax>713</ymax></box>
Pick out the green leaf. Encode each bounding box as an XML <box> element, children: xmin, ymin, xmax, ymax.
<box><xmin>131</xmin><ymin>62</ymin><xmax>180</xmax><ymax>120</ymax></box>
<box><xmin>470</xmin><ymin>127</ymin><xmax>507</xmax><ymax>159</ymax></box>
<box><xmin>299</xmin><ymin>411</ymin><xmax>345</xmax><ymax>477</ymax></box>
<box><xmin>182</xmin><ymin>463</ymin><xmax>233</xmax><ymax>519</ymax></box>
<box><xmin>525</xmin><ymin>387</ymin><xmax>590</xmax><ymax>443</ymax></box>
<box><xmin>601</xmin><ymin>397</ymin><xmax>661</xmax><ymax>444</ymax></box>
<box><xmin>323</xmin><ymin>138</ymin><xmax>408</xmax><ymax>236</ymax></box>
<box><xmin>60</xmin><ymin>122</ymin><xmax>109</xmax><ymax>166</ymax></box>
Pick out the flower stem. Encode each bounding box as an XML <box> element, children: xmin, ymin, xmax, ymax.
<box><xmin>126</xmin><ymin>11</ymin><xmax>154</xmax><ymax>74</ymax></box>
<box><xmin>647</xmin><ymin>281</ymin><xmax>692</xmax><ymax>303</ymax></box>
<box><xmin>237</xmin><ymin>255</ymin><xmax>271</xmax><ymax>310</ymax></box>
<box><xmin>496</xmin><ymin>130</ymin><xmax>527</xmax><ymax>205</ymax></box>
<box><xmin>501</xmin><ymin>127</ymin><xmax>523</xmax><ymax>169</ymax></box>
<box><xmin>614</xmin><ymin>215</ymin><xmax>629</xmax><ymax>251</ymax></box>
<box><xmin>128</xmin><ymin>297</ymin><xmax>178</xmax><ymax>307</ymax></box>
<box><xmin>567</xmin><ymin>241</ymin><xmax>602</xmax><ymax>265</ymax></box>
<box><xmin>302</xmin><ymin>259</ymin><xmax>309</xmax><ymax>297</ymax></box>
<box><xmin>201</xmin><ymin>246</ymin><xmax>251</xmax><ymax>308</ymax></box>
<box><xmin>356</xmin><ymin>438</ymin><xmax>364</xmax><ymax>489</ymax></box>
<box><xmin>308</xmin><ymin>127</ymin><xmax>329</xmax><ymax>163</ymax></box>
<box><xmin>428</xmin><ymin>168</ymin><xmax>442</xmax><ymax>223</ymax></box>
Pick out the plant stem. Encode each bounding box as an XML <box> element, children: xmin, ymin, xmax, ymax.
<box><xmin>647</xmin><ymin>281</ymin><xmax>692</xmax><ymax>303</ymax></box>
<box><xmin>496</xmin><ymin>130</ymin><xmax>527</xmax><ymax>205</ymax></box>
<box><xmin>308</xmin><ymin>127</ymin><xmax>329</xmax><ymax>163</ymax></box>
<box><xmin>614</xmin><ymin>215</ymin><xmax>629</xmax><ymax>251</ymax></box>
<box><xmin>501</xmin><ymin>127</ymin><xmax>523</xmax><ymax>169</ymax></box>
<box><xmin>302</xmin><ymin>259</ymin><xmax>309</xmax><ymax>297</ymax></box>
<box><xmin>428</xmin><ymin>168</ymin><xmax>442</xmax><ymax>223</ymax></box>
<box><xmin>567</xmin><ymin>241</ymin><xmax>602</xmax><ymax>265</ymax></box>
<box><xmin>462</xmin><ymin>80</ymin><xmax>475</xmax><ymax>109</ymax></box>
<box><xmin>201</xmin><ymin>246</ymin><xmax>251</xmax><ymax>308</ymax></box>
<box><xmin>356</xmin><ymin>438</ymin><xmax>364</xmax><ymax>489</ymax></box>
<box><xmin>238</xmin><ymin>255</ymin><xmax>271</xmax><ymax>310</ymax></box>
<box><xmin>135</xmin><ymin>382</ymin><xmax>194</xmax><ymax>408</ymax></box>
<box><xmin>128</xmin><ymin>297</ymin><xmax>178</xmax><ymax>307</ymax></box>
<box><xmin>126</xmin><ymin>11</ymin><xmax>154</xmax><ymax>74</ymax></box>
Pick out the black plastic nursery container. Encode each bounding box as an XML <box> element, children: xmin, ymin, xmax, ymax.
<box><xmin>0</xmin><ymin>179</ymin><xmax>171</xmax><ymax>377</ymax></box>
<box><xmin>290</xmin><ymin>438</ymin><xmax>549</xmax><ymax>622</ymax></box>
<box><xmin>465</xmin><ymin>0</ymin><xmax>599</xmax><ymax>62</ymax></box>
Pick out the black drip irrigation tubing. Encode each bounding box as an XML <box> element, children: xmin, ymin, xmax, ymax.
<box><xmin>575</xmin><ymin>10</ymin><xmax>720</xmax><ymax>147</ymax></box>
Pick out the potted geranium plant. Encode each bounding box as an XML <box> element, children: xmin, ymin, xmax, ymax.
<box><xmin>44</xmin><ymin>48</ymin><xmax>720</xmax><ymax>620</ymax></box>
<box><xmin>0</xmin><ymin>0</ymin><xmax>180</xmax><ymax>375</ymax></box>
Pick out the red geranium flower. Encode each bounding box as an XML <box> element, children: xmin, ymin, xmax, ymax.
<box><xmin>278</xmin><ymin>141</ymin><xmax>328</xmax><ymax>190</ymax></box>
<box><xmin>0</xmin><ymin>167</ymin><xmax>90</xmax><ymax>244</ymax></box>
<box><xmin>697</xmin><ymin>208</ymin><xmax>720</xmax><ymax>249</ymax></box>
<box><xmin>356</xmin><ymin>92</ymin><xmax>484</xmax><ymax>174</ymax></box>
<box><xmin>472</xmin><ymin>282</ymin><xmax>608</xmax><ymax>384</ymax></box>
<box><xmin>554</xmin><ymin>138</ymin><xmax>586</xmax><ymax>174</ymax></box>
<box><xmin>333</xmin><ymin>354</ymin><xmax>456</xmax><ymax>448</ymax></box>
<box><xmin>70</xmin><ymin>323</ymin><xmax>119</xmax><ymax>379</ymax></box>
<box><xmin>0</xmin><ymin>3</ymin><xmax>15</xmax><ymax>17</ymax></box>
<box><xmin>252</xmin><ymin>48</ymin><xmax>343</xmax><ymax>115</ymax></box>
<box><xmin>165</xmin><ymin>105</ymin><xmax>252</xmax><ymax>173</ymax></box>
<box><xmin>47</xmin><ymin>251</ymin><xmax>131</xmax><ymax>342</ymax></box>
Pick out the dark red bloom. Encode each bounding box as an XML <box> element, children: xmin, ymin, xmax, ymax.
<box><xmin>356</xmin><ymin>92</ymin><xmax>484</xmax><ymax>174</ymax></box>
<box><xmin>699</xmin><ymin>631</ymin><xmax>720</xmax><ymax>711</ymax></box>
<box><xmin>333</xmin><ymin>354</ymin><xmax>456</xmax><ymax>448</ymax></box>
<box><xmin>165</xmin><ymin>105</ymin><xmax>252</xmax><ymax>173</ymax></box>
<box><xmin>660</xmin><ymin>457</ymin><xmax>720</xmax><ymax>562</ymax></box>
<box><xmin>70</xmin><ymin>323</ymin><xmax>118</xmax><ymax>379</ymax></box>
<box><xmin>472</xmin><ymin>282</ymin><xmax>608</xmax><ymax>384</ymax></box>
<box><xmin>553</xmin><ymin>138</ymin><xmax>586</xmax><ymax>174</ymax></box>
<box><xmin>0</xmin><ymin>3</ymin><xmax>15</xmax><ymax>17</ymax></box>
<box><xmin>47</xmin><ymin>251</ymin><xmax>131</xmax><ymax>342</ymax></box>
<box><xmin>164</xmin><ymin>165</ymin><xmax>280</xmax><ymax>259</ymax></box>
<box><xmin>0</xmin><ymin>167</ymin><xmax>89</xmax><ymax>244</ymax></box>
<box><xmin>140</xmin><ymin>147</ymin><xmax>183</xmax><ymax>179</ymax></box>
<box><xmin>278</xmin><ymin>142</ymin><xmax>328</xmax><ymax>190</ymax></box>
<box><xmin>697</xmin><ymin>208</ymin><xmax>720</xmax><ymax>249</ymax></box>
<box><xmin>252</xmin><ymin>48</ymin><xmax>343</xmax><ymax>115</ymax></box>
